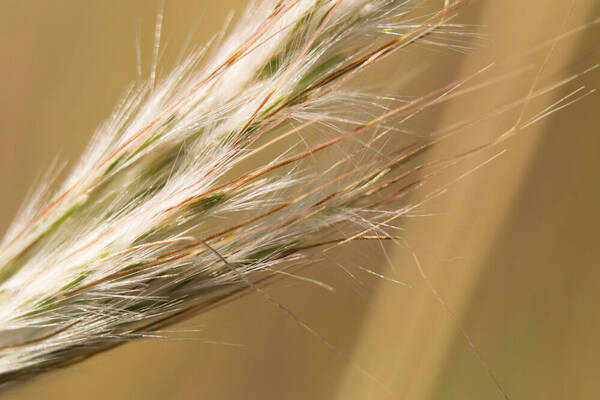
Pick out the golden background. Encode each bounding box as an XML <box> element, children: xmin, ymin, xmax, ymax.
<box><xmin>1</xmin><ymin>1</ymin><xmax>598</xmax><ymax>399</ymax></box>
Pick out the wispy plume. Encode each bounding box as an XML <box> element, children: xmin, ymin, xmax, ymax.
<box><xmin>0</xmin><ymin>0</ymin><xmax>591</xmax><ymax>384</ymax></box>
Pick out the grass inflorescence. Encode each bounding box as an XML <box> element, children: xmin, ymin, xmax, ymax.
<box><xmin>0</xmin><ymin>0</ymin><xmax>594</xmax><ymax>385</ymax></box>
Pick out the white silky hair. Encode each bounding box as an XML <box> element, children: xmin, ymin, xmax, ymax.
<box><xmin>0</xmin><ymin>0</ymin><xmax>477</xmax><ymax>381</ymax></box>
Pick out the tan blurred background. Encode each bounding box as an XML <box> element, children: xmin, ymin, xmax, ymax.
<box><xmin>1</xmin><ymin>1</ymin><xmax>598</xmax><ymax>399</ymax></box>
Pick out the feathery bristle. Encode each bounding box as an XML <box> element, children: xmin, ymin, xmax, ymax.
<box><xmin>0</xmin><ymin>0</ymin><xmax>589</xmax><ymax>383</ymax></box>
